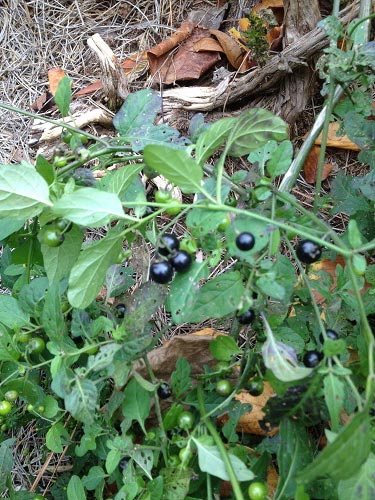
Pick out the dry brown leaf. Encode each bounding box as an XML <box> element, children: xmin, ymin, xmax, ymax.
<box><xmin>48</xmin><ymin>67</ymin><xmax>67</xmax><ymax>95</ymax></box>
<box><xmin>193</xmin><ymin>37</ymin><xmax>224</xmax><ymax>52</ymax></box>
<box><xmin>266</xmin><ymin>25</ymin><xmax>284</xmax><ymax>50</ymax></box>
<box><xmin>313</xmin><ymin>122</ymin><xmax>361</xmax><ymax>151</ymax></box>
<box><xmin>267</xmin><ymin>465</ymin><xmax>279</xmax><ymax>497</ymax></box>
<box><xmin>147</xmin><ymin>23</ymin><xmax>220</xmax><ymax>84</ymax></box>
<box><xmin>210</xmin><ymin>29</ymin><xmax>251</xmax><ymax>71</ymax></box>
<box><xmin>30</xmin><ymin>91</ymin><xmax>54</xmax><ymax>113</ymax></box>
<box><xmin>303</xmin><ymin>145</ymin><xmax>333</xmax><ymax>184</ymax></box>
<box><xmin>74</xmin><ymin>80</ymin><xmax>103</xmax><ymax>96</ymax></box>
<box><xmin>218</xmin><ymin>382</ymin><xmax>278</xmax><ymax>436</ymax></box>
<box><xmin>252</xmin><ymin>0</ymin><xmax>285</xmax><ymax>24</ymax></box>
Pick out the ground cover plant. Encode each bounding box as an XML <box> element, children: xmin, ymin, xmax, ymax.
<box><xmin>0</xmin><ymin>2</ymin><xmax>375</xmax><ymax>500</ymax></box>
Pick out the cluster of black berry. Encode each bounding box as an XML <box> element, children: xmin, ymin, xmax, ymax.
<box><xmin>150</xmin><ymin>234</ymin><xmax>192</xmax><ymax>284</ymax></box>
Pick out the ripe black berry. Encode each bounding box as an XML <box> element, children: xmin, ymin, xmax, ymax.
<box><xmin>157</xmin><ymin>383</ymin><xmax>172</xmax><ymax>399</ymax></box>
<box><xmin>169</xmin><ymin>250</ymin><xmax>192</xmax><ymax>273</ymax></box>
<box><xmin>319</xmin><ymin>329</ymin><xmax>339</xmax><ymax>343</ymax></box>
<box><xmin>296</xmin><ymin>240</ymin><xmax>322</xmax><ymax>264</ymax></box>
<box><xmin>237</xmin><ymin>309</ymin><xmax>255</xmax><ymax>324</ymax></box>
<box><xmin>115</xmin><ymin>303</ymin><xmax>126</xmax><ymax>319</ymax></box>
<box><xmin>158</xmin><ymin>233</ymin><xmax>179</xmax><ymax>256</ymax></box>
<box><xmin>303</xmin><ymin>350</ymin><xmax>323</xmax><ymax>368</ymax></box>
<box><xmin>235</xmin><ymin>232</ymin><xmax>255</xmax><ymax>251</ymax></box>
<box><xmin>150</xmin><ymin>261</ymin><xmax>174</xmax><ymax>284</ymax></box>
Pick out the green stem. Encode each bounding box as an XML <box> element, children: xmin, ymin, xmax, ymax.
<box><xmin>197</xmin><ymin>383</ymin><xmax>245</xmax><ymax>500</ymax></box>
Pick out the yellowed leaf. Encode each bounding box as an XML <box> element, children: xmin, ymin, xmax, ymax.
<box><xmin>313</xmin><ymin>122</ymin><xmax>361</xmax><ymax>151</ymax></box>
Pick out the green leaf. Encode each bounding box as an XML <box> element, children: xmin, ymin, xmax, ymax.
<box><xmin>337</xmin><ymin>453</ymin><xmax>375</xmax><ymax>500</ymax></box>
<box><xmin>192</xmin><ymin>438</ymin><xmax>254</xmax><ymax>481</ymax></box>
<box><xmin>344</xmin><ymin>111</ymin><xmax>375</xmax><ymax>151</ymax></box>
<box><xmin>122</xmin><ymin>281</ymin><xmax>168</xmax><ymax>336</ymax></box>
<box><xmin>0</xmin><ymin>295</ymin><xmax>29</xmax><ymax>328</ymax></box>
<box><xmin>42</xmin><ymin>395</ymin><xmax>59</xmax><ymax>418</ymax></box>
<box><xmin>122</xmin><ymin>378</ymin><xmax>151</xmax><ymax>434</ymax></box>
<box><xmin>297</xmin><ymin>411</ymin><xmax>371</xmax><ymax>484</ymax></box>
<box><xmin>227</xmin><ymin>108</ymin><xmax>288</xmax><ymax>157</ymax></box>
<box><xmin>0</xmin><ymin>438</ymin><xmax>14</xmax><ymax>491</ymax></box>
<box><xmin>180</xmin><ymin>271</ymin><xmax>245</xmax><ymax>323</ymax></box>
<box><xmin>35</xmin><ymin>154</ymin><xmax>55</xmax><ymax>185</ymax></box>
<box><xmin>67</xmin><ymin>475</ymin><xmax>87</xmax><ymax>500</ymax></box>
<box><xmin>46</xmin><ymin>422</ymin><xmax>69</xmax><ymax>453</ymax></box>
<box><xmin>54</xmin><ymin>76</ymin><xmax>72</xmax><ymax>117</ymax></box>
<box><xmin>98</xmin><ymin>164</ymin><xmax>142</xmax><ymax>197</ymax></box>
<box><xmin>41</xmin><ymin>283</ymin><xmax>68</xmax><ymax>343</ymax></box>
<box><xmin>352</xmin><ymin>254</ymin><xmax>367</xmax><ymax>276</ymax></box>
<box><xmin>41</xmin><ymin>224</ymin><xmax>84</xmax><ymax>284</ymax></box>
<box><xmin>323</xmin><ymin>374</ymin><xmax>344</xmax><ymax>432</ymax></box>
<box><xmin>171</xmin><ymin>358</ymin><xmax>192</xmax><ymax>398</ymax></box>
<box><xmin>225</xmin><ymin>216</ymin><xmax>270</xmax><ymax>263</ymax></box>
<box><xmin>0</xmin><ymin>218</ymin><xmax>25</xmax><ymax>241</ymax></box>
<box><xmin>256</xmin><ymin>255</ymin><xmax>296</xmax><ymax>301</ymax></box>
<box><xmin>105</xmin><ymin>264</ymin><xmax>135</xmax><ymax>298</ymax></box>
<box><xmin>161</xmin><ymin>467</ymin><xmax>192</xmax><ymax>500</ymax></box>
<box><xmin>106</xmin><ymin>448</ymin><xmax>122</xmax><ymax>474</ymax></box>
<box><xmin>87</xmin><ymin>344</ymin><xmax>122</xmax><ymax>372</ymax></box>
<box><xmin>222</xmin><ymin>401</ymin><xmax>252</xmax><ymax>443</ymax></box>
<box><xmin>0</xmin><ymin>163</ymin><xmax>52</xmax><ymax>219</ymax></box>
<box><xmin>82</xmin><ymin>466</ymin><xmax>107</xmax><ymax>490</ymax></box>
<box><xmin>275</xmin><ymin>419</ymin><xmax>313</xmax><ymax>499</ymax></box>
<box><xmin>195</xmin><ymin>117</ymin><xmax>236</xmax><ymax>164</ymax></box>
<box><xmin>120</xmin><ymin>175</ymin><xmax>147</xmax><ymax>217</ymax></box>
<box><xmin>248</xmin><ymin>140</ymin><xmax>278</xmax><ymax>171</ymax></box>
<box><xmin>65</xmin><ymin>378</ymin><xmax>98</xmax><ymax>424</ymax></box>
<box><xmin>330</xmin><ymin>173</ymin><xmax>370</xmax><ymax>216</ymax></box>
<box><xmin>262</xmin><ymin>321</ymin><xmax>313</xmax><ymax>382</ymax></box>
<box><xmin>186</xmin><ymin>208</ymin><xmax>230</xmax><ymax>237</ymax></box>
<box><xmin>52</xmin><ymin>187</ymin><xmax>126</xmax><ymax>227</ymax></box>
<box><xmin>347</xmin><ymin>219</ymin><xmax>363</xmax><ymax>248</ymax></box>
<box><xmin>132</xmin><ymin>371</ymin><xmax>156</xmax><ymax>392</ymax></box>
<box><xmin>266</xmin><ymin>140</ymin><xmax>293</xmax><ymax>178</ymax></box>
<box><xmin>209</xmin><ymin>335</ymin><xmax>241</xmax><ymax>361</ymax></box>
<box><xmin>143</xmin><ymin>145</ymin><xmax>203</xmax><ymax>194</ymax></box>
<box><xmin>18</xmin><ymin>276</ymin><xmax>49</xmax><ymax>315</ymax></box>
<box><xmin>68</xmin><ymin>231</ymin><xmax>123</xmax><ymax>308</ymax></box>
<box><xmin>128</xmin><ymin>449</ymin><xmax>153</xmax><ymax>479</ymax></box>
<box><xmin>146</xmin><ymin>476</ymin><xmax>164</xmax><ymax>500</ymax></box>
<box><xmin>162</xmin><ymin>403</ymin><xmax>184</xmax><ymax>431</ymax></box>
<box><xmin>113</xmin><ymin>89</ymin><xmax>188</xmax><ymax>151</ymax></box>
<box><xmin>0</xmin><ymin>328</ymin><xmax>20</xmax><ymax>362</ymax></box>
<box><xmin>168</xmin><ymin>261</ymin><xmax>209</xmax><ymax>324</ymax></box>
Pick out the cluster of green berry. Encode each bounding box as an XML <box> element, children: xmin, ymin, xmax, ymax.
<box><xmin>41</xmin><ymin>218</ymin><xmax>72</xmax><ymax>247</ymax></box>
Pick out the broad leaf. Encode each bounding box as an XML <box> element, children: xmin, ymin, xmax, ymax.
<box><xmin>54</xmin><ymin>76</ymin><xmax>72</xmax><ymax>117</ymax></box>
<box><xmin>171</xmin><ymin>358</ymin><xmax>192</xmax><ymax>398</ymax></box>
<box><xmin>323</xmin><ymin>373</ymin><xmax>344</xmax><ymax>432</ymax></box>
<box><xmin>192</xmin><ymin>438</ymin><xmax>254</xmax><ymax>481</ymax></box>
<box><xmin>0</xmin><ymin>438</ymin><xmax>14</xmax><ymax>491</ymax></box>
<box><xmin>41</xmin><ymin>283</ymin><xmax>68</xmax><ymax>343</ymax></box>
<box><xmin>209</xmin><ymin>335</ymin><xmax>242</xmax><ymax>361</ymax></box>
<box><xmin>46</xmin><ymin>422</ymin><xmax>69</xmax><ymax>453</ymax></box>
<box><xmin>98</xmin><ymin>164</ymin><xmax>142</xmax><ymax>197</ymax></box>
<box><xmin>180</xmin><ymin>271</ymin><xmax>245</xmax><ymax>323</ymax></box>
<box><xmin>161</xmin><ymin>467</ymin><xmax>192</xmax><ymax>500</ymax></box>
<box><xmin>105</xmin><ymin>264</ymin><xmax>135</xmax><ymax>298</ymax></box>
<box><xmin>0</xmin><ymin>295</ymin><xmax>29</xmax><ymax>328</ymax></box>
<box><xmin>297</xmin><ymin>411</ymin><xmax>371</xmax><ymax>483</ymax></box>
<box><xmin>0</xmin><ymin>163</ymin><xmax>52</xmax><ymax>219</ymax></box>
<box><xmin>65</xmin><ymin>378</ymin><xmax>98</xmax><ymax>424</ymax></box>
<box><xmin>266</xmin><ymin>140</ymin><xmax>293</xmax><ymax>178</ymax></box>
<box><xmin>68</xmin><ymin>231</ymin><xmax>123</xmax><ymax>308</ymax></box>
<box><xmin>275</xmin><ymin>419</ymin><xmax>313</xmax><ymax>499</ymax></box>
<box><xmin>168</xmin><ymin>261</ymin><xmax>209</xmax><ymax>324</ymax></box>
<box><xmin>42</xmin><ymin>224</ymin><xmax>84</xmax><ymax>284</ymax></box>
<box><xmin>122</xmin><ymin>378</ymin><xmax>151</xmax><ymax>434</ymax></box>
<box><xmin>227</xmin><ymin>108</ymin><xmax>288</xmax><ymax>157</ymax></box>
<box><xmin>82</xmin><ymin>466</ymin><xmax>107</xmax><ymax>490</ymax></box>
<box><xmin>52</xmin><ymin>187</ymin><xmax>126</xmax><ymax>227</ymax></box>
<box><xmin>0</xmin><ymin>218</ymin><xmax>25</xmax><ymax>241</ymax></box>
<box><xmin>225</xmin><ymin>216</ymin><xmax>270</xmax><ymax>263</ymax></box>
<box><xmin>186</xmin><ymin>208</ymin><xmax>230</xmax><ymax>237</ymax></box>
<box><xmin>195</xmin><ymin>117</ymin><xmax>236</xmax><ymax>164</ymax></box>
<box><xmin>337</xmin><ymin>453</ymin><xmax>375</xmax><ymax>500</ymax></box>
<box><xmin>67</xmin><ymin>475</ymin><xmax>87</xmax><ymax>500</ymax></box>
<box><xmin>143</xmin><ymin>145</ymin><xmax>203</xmax><ymax>194</ymax></box>
<box><xmin>128</xmin><ymin>449</ymin><xmax>153</xmax><ymax>479</ymax></box>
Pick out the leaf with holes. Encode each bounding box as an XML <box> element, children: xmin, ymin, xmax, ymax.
<box><xmin>65</xmin><ymin>378</ymin><xmax>98</xmax><ymax>424</ymax></box>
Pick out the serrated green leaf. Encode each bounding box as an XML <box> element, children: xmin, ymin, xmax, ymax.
<box><xmin>52</xmin><ymin>187</ymin><xmax>126</xmax><ymax>227</ymax></box>
<box><xmin>209</xmin><ymin>335</ymin><xmax>241</xmax><ymax>361</ymax></box>
<box><xmin>337</xmin><ymin>453</ymin><xmax>375</xmax><ymax>500</ymax></box>
<box><xmin>195</xmin><ymin>117</ymin><xmax>236</xmax><ymax>164</ymax></box>
<box><xmin>227</xmin><ymin>108</ymin><xmax>288</xmax><ymax>157</ymax></box>
<box><xmin>192</xmin><ymin>438</ymin><xmax>254</xmax><ymax>481</ymax></box>
<box><xmin>0</xmin><ymin>295</ymin><xmax>29</xmax><ymax>328</ymax></box>
<box><xmin>323</xmin><ymin>373</ymin><xmax>344</xmax><ymax>432</ymax></box>
<box><xmin>180</xmin><ymin>271</ymin><xmax>245</xmax><ymax>323</ymax></box>
<box><xmin>266</xmin><ymin>140</ymin><xmax>293</xmax><ymax>178</ymax></box>
<box><xmin>65</xmin><ymin>378</ymin><xmax>98</xmax><ymax>424</ymax></box>
<box><xmin>54</xmin><ymin>76</ymin><xmax>72</xmax><ymax>117</ymax></box>
<box><xmin>41</xmin><ymin>224</ymin><xmax>84</xmax><ymax>284</ymax></box>
<box><xmin>0</xmin><ymin>163</ymin><xmax>52</xmax><ymax>219</ymax></box>
<box><xmin>143</xmin><ymin>145</ymin><xmax>203</xmax><ymax>194</ymax></box>
<box><xmin>68</xmin><ymin>231</ymin><xmax>123</xmax><ymax>308</ymax></box>
<box><xmin>122</xmin><ymin>378</ymin><xmax>151</xmax><ymax>434</ymax></box>
<box><xmin>297</xmin><ymin>411</ymin><xmax>371</xmax><ymax>484</ymax></box>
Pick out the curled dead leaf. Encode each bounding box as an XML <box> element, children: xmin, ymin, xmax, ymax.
<box><xmin>303</xmin><ymin>145</ymin><xmax>333</xmax><ymax>184</ymax></box>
